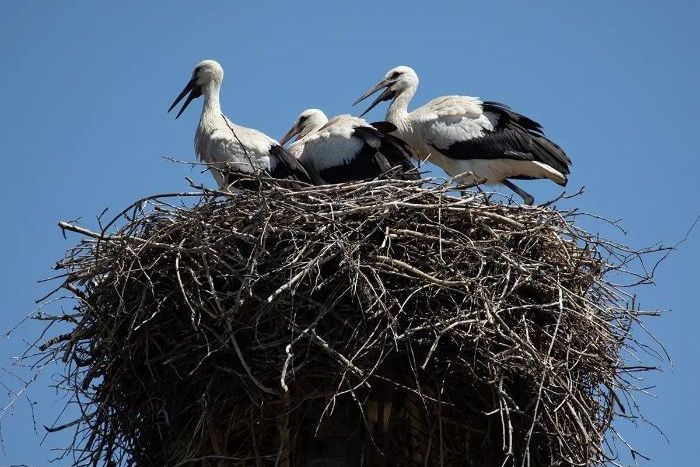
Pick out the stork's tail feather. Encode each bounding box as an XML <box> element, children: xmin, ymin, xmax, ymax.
<box><xmin>544</xmin><ymin>165</ymin><xmax>568</xmax><ymax>186</ymax></box>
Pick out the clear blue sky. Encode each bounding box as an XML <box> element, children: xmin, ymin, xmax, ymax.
<box><xmin>1</xmin><ymin>2</ymin><xmax>697</xmax><ymax>465</ymax></box>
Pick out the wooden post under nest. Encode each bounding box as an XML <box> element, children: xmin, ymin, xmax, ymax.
<box><xmin>294</xmin><ymin>396</ymin><xmax>362</xmax><ymax>467</ymax></box>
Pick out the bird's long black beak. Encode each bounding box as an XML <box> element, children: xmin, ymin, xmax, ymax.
<box><xmin>168</xmin><ymin>78</ymin><xmax>202</xmax><ymax>119</ymax></box>
<box><xmin>353</xmin><ymin>78</ymin><xmax>396</xmax><ymax>117</ymax></box>
<box><xmin>279</xmin><ymin>123</ymin><xmax>302</xmax><ymax>146</ymax></box>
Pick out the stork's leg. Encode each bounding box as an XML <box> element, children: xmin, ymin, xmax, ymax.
<box><xmin>458</xmin><ymin>174</ymin><xmax>487</xmax><ymax>198</ymax></box>
<box><xmin>503</xmin><ymin>180</ymin><xmax>534</xmax><ymax>205</ymax></box>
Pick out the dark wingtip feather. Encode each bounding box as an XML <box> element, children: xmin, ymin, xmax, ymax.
<box><xmin>348</xmin><ymin>126</ymin><xmax>420</xmax><ymax>182</ymax></box>
<box><xmin>482</xmin><ymin>101</ymin><xmax>572</xmax><ymax>176</ymax></box>
<box><xmin>369</xmin><ymin>121</ymin><xmax>397</xmax><ymax>134</ymax></box>
<box><xmin>268</xmin><ymin>144</ymin><xmax>313</xmax><ymax>184</ymax></box>
<box><xmin>482</xmin><ymin>101</ymin><xmax>544</xmax><ymax>134</ymax></box>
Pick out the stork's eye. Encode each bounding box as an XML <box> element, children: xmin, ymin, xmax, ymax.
<box><xmin>299</xmin><ymin>115</ymin><xmax>308</xmax><ymax>124</ymax></box>
<box><xmin>390</xmin><ymin>72</ymin><xmax>401</xmax><ymax>79</ymax></box>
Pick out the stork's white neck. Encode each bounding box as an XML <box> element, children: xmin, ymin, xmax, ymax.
<box><xmin>202</xmin><ymin>81</ymin><xmax>222</xmax><ymax>116</ymax></box>
<box><xmin>195</xmin><ymin>80</ymin><xmax>225</xmax><ymax>161</ymax></box>
<box><xmin>386</xmin><ymin>84</ymin><xmax>416</xmax><ymax>129</ymax></box>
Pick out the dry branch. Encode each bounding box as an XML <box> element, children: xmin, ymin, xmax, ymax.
<box><xmin>32</xmin><ymin>177</ymin><xmax>663</xmax><ymax>466</ymax></box>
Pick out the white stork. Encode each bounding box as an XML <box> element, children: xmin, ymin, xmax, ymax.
<box><xmin>279</xmin><ymin>109</ymin><xmax>329</xmax><ymax>158</ymax></box>
<box><xmin>279</xmin><ymin>110</ymin><xmax>417</xmax><ymax>185</ymax></box>
<box><xmin>353</xmin><ymin>66</ymin><xmax>571</xmax><ymax>205</ymax></box>
<box><xmin>168</xmin><ymin>59</ymin><xmax>310</xmax><ymax>189</ymax></box>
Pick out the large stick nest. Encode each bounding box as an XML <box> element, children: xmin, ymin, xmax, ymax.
<box><xmin>38</xmin><ymin>178</ymin><xmax>660</xmax><ymax>466</ymax></box>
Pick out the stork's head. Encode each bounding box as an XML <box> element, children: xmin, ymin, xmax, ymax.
<box><xmin>279</xmin><ymin>109</ymin><xmax>329</xmax><ymax>146</ymax></box>
<box><xmin>353</xmin><ymin>66</ymin><xmax>419</xmax><ymax>117</ymax></box>
<box><xmin>168</xmin><ymin>60</ymin><xmax>224</xmax><ymax>119</ymax></box>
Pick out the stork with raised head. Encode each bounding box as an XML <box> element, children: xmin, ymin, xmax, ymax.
<box><xmin>168</xmin><ymin>60</ymin><xmax>310</xmax><ymax>189</ymax></box>
<box><xmin>279</xmin><ymin>109</ymin><xmax>417</xmax><ymax>185</ymax></box>
<box><xmin>353</xmin><ymin>66</ymin><xmax>571</xmax><ymax>205</ymax></box>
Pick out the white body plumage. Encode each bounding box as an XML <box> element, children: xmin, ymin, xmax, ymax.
<box><xmin>169</xmin><ymin>60</ymin><xmax>308</xmax><ymax>188</ymax></box>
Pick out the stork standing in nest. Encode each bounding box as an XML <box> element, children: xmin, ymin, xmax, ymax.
<box><xmin>168</xmin><ymin>60</ymin><xmax>310</xmax><ymax>189</ymax></box>
<box><xmin>353</xmin><ymin>66</ymin><xmax>571</xmax><ymax>204</ymax></box>
<box><xmin>280</xmin><ymin>109</ymin><xmax>418</xmax><ymax>185</ymax></box>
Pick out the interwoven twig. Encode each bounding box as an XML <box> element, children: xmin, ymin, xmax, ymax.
<box><xmin>33</xmin><ymin>177</ymin><xmax>663</xmax><ymax>466</ymax></box>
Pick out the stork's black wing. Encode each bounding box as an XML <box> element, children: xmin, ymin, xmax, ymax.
<box><xmin>316</xmin><ymin>141</ymin><xmax>389</xmax><ymax>184</ymax></box>
<box><xmin>482</xmin><ymin>101</ymin><xmax>571</xmax><ymax>176</ymax></box>
<box><xmin>369</xmin><ymin>121</ymin><xmax>398</xmax><ymax>134</ymax></box>
<box><xmin>355</xmin><ymin>125</ymin><xmax>419</xmax><ymax>181</ymax></box>
<box><xmin>432</xmin><ymin>101</ymin><xmax>571</xmax><ymax>179</ymax></box>
<box><xmin>268</xmin><ymin>144</ymin><xmax>313</xmax><ymax>184</ymax></box>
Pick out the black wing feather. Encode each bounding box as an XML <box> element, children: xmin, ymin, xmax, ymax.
<box><xmin>435</xmin><ymin>102</ymin><xmax>571</xmax><ymax>178</ymax></box>
<box><xmin>355</xmin><ymin>126</ymin><xmax>419</xmax><ymax>181</ymax></box>
<box><xmin>268</xmin><ymin>144</ymin><xmax>312</xmax><ymax>183</ymax></box>
<box><xmin>317</xmin><ymin>142</ymin><xmax>387</xmax><ymax>184</ymax></box>
<box><xmin>369</xmin><ymin>121</ymin><xmax>398</xmax><ymax>134</ymax></box>
<box><xmin>483</xmin><ymin>101</ymin><xmax>545</xmax><ymax>135</ymax></box>
<box><xmin>314</xmin><ymin>124</ymin><xmax>418</xmax><ymax>184</ymax></box>
<box><xmin>483</xmin><ymin>101</ymin><xmax>571</xmax><ymax>175</ymax></box>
